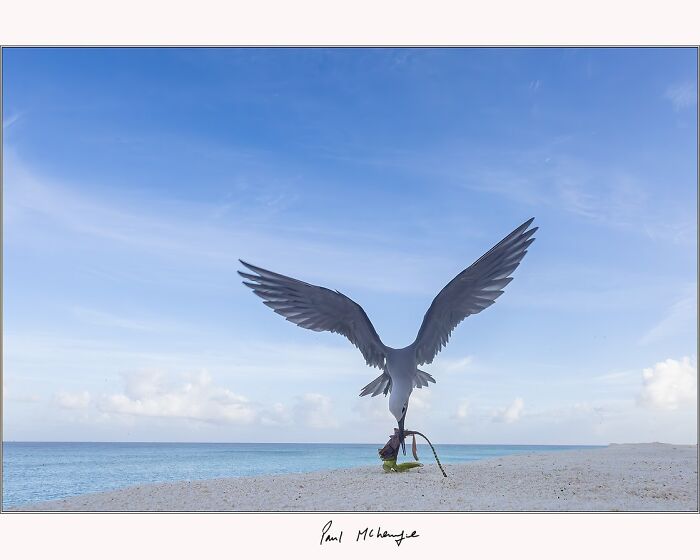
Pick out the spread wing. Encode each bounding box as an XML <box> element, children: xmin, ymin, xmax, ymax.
<box><xmin>412</xmin><ymin>218</ymin><xmax>537</xmax><ymax>366</ymax></box>
<box><xmin>238</xmin><ymin>260</ymin><xmax>387</xmax><ymax>369</ymax></box>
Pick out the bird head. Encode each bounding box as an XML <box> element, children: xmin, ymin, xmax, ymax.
<box><xmin>390</xmin><ymin>399</ymin><xmax>409</xmax><ymax>455</ymax></box>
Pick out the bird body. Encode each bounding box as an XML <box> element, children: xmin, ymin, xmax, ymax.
<box><xmin>239</xmin><ymin>218</ymin><xmax>537</xmax><ymax>451</ymax></box>
<box><xmin>385</xmin><ymin>346</ymin><xmax>416</xmax><ymax>423</ymax></box>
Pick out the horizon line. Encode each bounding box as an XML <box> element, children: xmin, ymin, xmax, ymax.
<box><xmin>3</xmin><ymin>439</ymin><xmax>621</xmax><ymax>446</ymax></box>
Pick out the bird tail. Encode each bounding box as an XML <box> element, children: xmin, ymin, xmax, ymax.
<box><xmin>359</xmin><ymin>371</ymin><xmax>392</xmax><ymax>397</ymax></box>
<box><xmin>413</xmin><ymin>369</ymin><xmax>436</xmax><ymax>389</ymax></box>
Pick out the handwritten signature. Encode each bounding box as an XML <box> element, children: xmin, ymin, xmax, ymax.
<box><xmin>320</xmin><ymin>519</ymin><xmax>419</xmax><ymax>547</ymax></box>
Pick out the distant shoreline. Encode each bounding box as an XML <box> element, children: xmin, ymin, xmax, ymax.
<box><xmin>11</xmin><ymin>443</ymin><xmax>697</xmax><ymax>512</ymax></box>
<box><xmin>3</xmin><ymin>440</ymin><xmax>612</xmax><ymax>445</ymax></box>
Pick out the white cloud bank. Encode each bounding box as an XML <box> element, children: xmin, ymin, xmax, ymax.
<box><xmin>55</xmin><ymin>390</ymin><xmax>91</xmax><ymax>409</ymax></box>
<box><xmin>638</xmin><ymin>356</ymin><xmax>697</xmax><ymax>410</ymax></box>
<box><xmin>101</xmin><ymin>370</ymin><xmax>256</xmax><ymax>424</ymax></box>
<box><xmin>52</xmin><ymin>370</ymin><xmax>343</xmax><ymax>432</ymax></box>
<box><xmin>493</xmin><ymin>397</ymin><xmax>525</xmax><ymax>423</ymax></box>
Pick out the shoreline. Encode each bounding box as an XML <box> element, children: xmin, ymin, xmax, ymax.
<box><xmin>11</xmin><ymin>443</ymin><xmax>698</xmax><ymax>512</ymax></box>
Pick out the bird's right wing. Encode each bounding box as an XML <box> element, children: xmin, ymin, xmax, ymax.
<box><xmin>239</xmin><ymin>260</ymin><xmax>388</xmax><ymax>369</ymax></box>
<box><xmin>412</xmin><ymin>218</ymin><xmax>537</xmax><ymax>366</ymax></box>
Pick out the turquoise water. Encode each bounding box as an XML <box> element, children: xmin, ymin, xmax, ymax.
<box><xmin>2</xmin><ymin>442</ymin><xmax>600</xmax><ymax>509</ymax></box>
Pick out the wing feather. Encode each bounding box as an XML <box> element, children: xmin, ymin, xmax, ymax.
<box><xmin>412</xmin><ymin>218</ymin><xmax>537</xmax><ymax>365</ymax></box>
<box><xmin>239</xmin><ymin>261</ymin><xmax>387</xmax><ymax>369</ymax></box>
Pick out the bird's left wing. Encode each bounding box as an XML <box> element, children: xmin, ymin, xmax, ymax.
<box><xmin>412</xmin><ymin>218</ymin><xmax>537</xmax><ymax>366</ymax></box>
<box><xmin>238</xmin><ymin>260</ymin><xmax>387</xmax><ymax>369</ymax></box>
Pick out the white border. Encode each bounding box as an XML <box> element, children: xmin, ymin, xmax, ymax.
<box><xmin>0</xmin><ymin>0</ymin><xmax>699</xmax><ymax>45</ymax></box>
<box><xmin>1</xmin><ymin>1</ymin><xmax>699</xmax><ymax>558</ymax></box>
<box><xmin>2</xmin><ymin>512</ymin><xmax>700</xmax><ymax>559</ymax></box>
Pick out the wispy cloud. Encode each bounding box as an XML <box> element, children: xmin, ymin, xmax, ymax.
<box><xmin>2</xmin><ymin>112</ymin><xmax>23</xmax><ymax>129</ymax></box>
<box><xmin>432</xmin><ymin>356</ymin><xmax>474</xmax><ymax>375</ymax></box>
<box><xmin>70</xmin><ymin>307</ymin><xmax>172</xmax><ymax>332</ymax></box>
<box><xmin>504</xmin><ymin>262</ymin><xmax>693</xmax><ymax>314</ymax></box>
<box><xmin>455</xmin><ymin>399</ymin><xmax>470</xmax><ymax>419</ymax></box>
<box><xmin>592</xmin><ymin>369</ymin><xmax>639</xmax><ymax>385</ymax></box>
<box><xmin>374</xmin><ymin>132</ymin><xmax>692</xmax><ymax>245</ymax></box>
<box><xmin>664</xmin><ymin>82</ymin><xmax>697</xmax><ymax>111</ymax></box>
<box><xmin>3</xmin><ymin>330</ymin><xmax>373</xmax><ymax>385</ymax></box>
<box><xmin>373</xmin><ymin>143</ymin><xmax>696</xmax><ymax>246</ymax></box>
<box><xmin>493</xmin><ymin>397</ymin><xmax>525</xmax><ymax>423</ymax></box>
<box><xmin>4</xmin><ymin>383</ymin><xmax>42</xmax><ymax>404</ymax></box>
<box><xmin>293</xmin><ymin>393</ymin><xmax>338</xmax><ymax>429</ymax></box>
<box><xmin>55</xmin><ymin>390</ymin><xmax>91</xmax><ymax>409</ymax></box>
<box><xmin>639</xmin><ymin>294</ymin><xmax>696</xmax><ymax>345</ymax></box>
<box><xmin>468</xmin><ymin>157</ymin><xmax>671</xmax><ymax>241</ymax></box>
<box><xmin>259</xmin><ymin>402</ymin><xmax>292</xmax><ymax>427</ymax></box>
<box><xmin>352</xmin><ymin>395</ymin><xmax>393</xmax><ymax>427</ymax></box>
<box><xmin>4</xmin><ymin>151</ymin><xmax>450</xmax><ymax>296</ymax></box>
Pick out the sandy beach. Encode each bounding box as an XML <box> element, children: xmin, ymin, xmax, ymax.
<box><xmin>13</xmin><ymin>443</ymin><xmax>697</xmax><ymax>512</ymax></box>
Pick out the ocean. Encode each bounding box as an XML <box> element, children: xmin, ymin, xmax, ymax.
<box><xmin>2</xmin><ymin>441</ymin><xmax>601</xmax><ymax>509</ymax></box>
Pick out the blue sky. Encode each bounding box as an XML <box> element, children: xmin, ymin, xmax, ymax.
<box><xmin>3</xmin><ymin>47</ymin><xmax>697</xmax><ymax>444</ymax></box>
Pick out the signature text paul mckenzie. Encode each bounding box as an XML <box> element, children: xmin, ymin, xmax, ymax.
<box><xmin>320</xmin><ymin>519</ymin><xmax>420</xmax><ymax>547</ymax></box>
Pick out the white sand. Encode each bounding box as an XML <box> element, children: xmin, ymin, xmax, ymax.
<box><xmin>14</xmin><ymin>443</ymin><xmax>697</xmax><ymax>512</ymax></box>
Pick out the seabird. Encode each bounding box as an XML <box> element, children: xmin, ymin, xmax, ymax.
<box><xmin>239</xmin><ymin>218</ymin><xmax>537</xmax><ymax>453</ymax></box>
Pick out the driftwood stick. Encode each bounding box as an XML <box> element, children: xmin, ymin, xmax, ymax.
<box><xmin>408</xmin><ymin>430</ymin><xmax>448</xmax><ymax>478</ymax></box>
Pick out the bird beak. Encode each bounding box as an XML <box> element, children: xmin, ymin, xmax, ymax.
<box><xmin>398</xmin><ymin>413</ymin><xmax>406</xmax><ymax>455</ymax></box>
